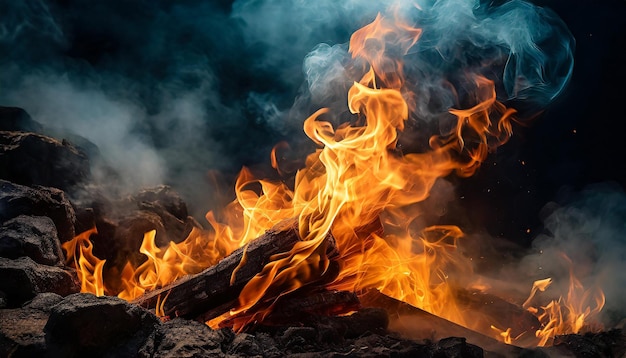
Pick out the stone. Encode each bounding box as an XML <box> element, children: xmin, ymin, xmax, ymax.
<box><xmin>138</xmin><ymin>318</ymin><xmax>227</xmax><ymax>358</ymax></box>
<box><xmin>0</xmin><ymin>257</ymin><xmax>79</xmax><ymax>307</ymax></box>
<box><xmin>132</xmin><ymin>186</ymin><xmax>189</xmax><ymax>222</ymax></box>
<box><xmin>432</xmin><ymin>337</ymin><xmax>484</xmax><ymax>358</ymax></box>
<box><xmin>0</xmin><ymin>180</ymin><xmax>76</xmax><ymax>243</ymax></box>
<box><xmin>0</xmin><ymin>293</ymin><xmax>62</xmax><ymax>357</ymax></box>
<box><xmin>0</xmin><ymin>131</ymin><xmax>90</xmax><ymax>191</ymax></box>
<box><xmin>44</xmin><ymin>293</ymin><xmax>160</xmax><ymax>357</ymax></box>
<box><xmin>0</xmin><ymin>107</ymin><xmax>43</xmax><ymax>133</ymax></box>
<box><xmin>0</xmin><ymin>215</ymin><xmax>64</xmax><ymax>266</ymax></box>
<box><xmin>227</xmin><ymin>333</ymin><xmax>264</xmax><ymax>357</ymax></box>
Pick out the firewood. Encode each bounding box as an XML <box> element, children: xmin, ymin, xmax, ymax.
<box><xmin>133</xmin><ymin>219</ymin><xmax>337</xmax><ymax>320</ymax></box>
<box><xmin>359</xmin><ymin>289</ymin><xmax>524</xmax><ymax>355</ymax></box>
<box><xmin>215</xmin><ymin>289</ymin><xmax>360</xmax><ymax>328</ymax></box>
<box><xmin>452</xmin><ymin>287</ymin><xmax>541</xmax><ymax>340</ymax></box>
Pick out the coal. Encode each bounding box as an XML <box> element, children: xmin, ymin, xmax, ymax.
<box><xmin>0</xmin><ymin>215</ymin><xmax>64</xmax><ymax>266</ymax></box>
<box><xmin>0</xmin><ymin>257</ymin><xmax>79</xmax><ymax>307</ymax></box>
<box><xmin>0</xmin><ymin>131</ymin><xmax>90</xmax><ymax>191</ymax></box>
<box><xmin>44</xmin><ymin>293</ymin><xmax>160</xmax><ymax>358</ymax></box>
<box><xmin>0</xmin><ymin>180</ymin><xmax>76</xmax><ymax>243</ymax></box>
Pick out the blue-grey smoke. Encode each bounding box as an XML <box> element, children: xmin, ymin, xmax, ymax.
<box><xmin>0</xmin><ymin>0</ymin><xmax>574</xmax><ymax>213</ymax></box>
<box><xmin>527</xmin><ymin>183</ymin><xmax>626</xmax><ymax>326</ymax></box>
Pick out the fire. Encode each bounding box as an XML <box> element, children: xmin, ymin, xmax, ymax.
<box><xmin>61</xmin><ymin>3</ymin><xmax>605</xmax><ymax>348</ymax></box>
<box><xmin>523</xmin><ymin>255</ymin><xmax>605</xmax><ymax>347</ymax></box>
<box><xmin>62</xmin><ymin>227</ymin><xmax>105</xmax><ymax>296</ymax></box>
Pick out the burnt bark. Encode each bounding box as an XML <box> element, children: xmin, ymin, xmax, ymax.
<box><xmin>453</xmin><ymin>287</ymin><xmax>541</xmax><ymax>339</ymax></box>
<box><xmin>133</xmin><ymin>220</ymin><xmax>337</xmax><ymax>321</ymax></box>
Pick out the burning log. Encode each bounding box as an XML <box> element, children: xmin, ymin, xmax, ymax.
<box><xmin>453</xmin><ymin>287</ymin><xmax>541</xmax><ymax>339</ymax></box>
<box><xmin>359</xmin><ymin>289</ymin><xmax>523</xmax><ymax>356</ymax></box>
<box><xmin>214</xmin><ymin>289</ymin><xmax>361</xmax><ymax>328</ymax></box>
<box><xmin>133</xmin><ymin>219</ymin><xmax>338</xmax><ymax>320</ymax></box>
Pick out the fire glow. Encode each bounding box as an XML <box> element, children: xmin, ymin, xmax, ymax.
<box><xmin>62</xmin><ymin>1</ymin><xmax>605</xmax><ymax>348</ymax></box>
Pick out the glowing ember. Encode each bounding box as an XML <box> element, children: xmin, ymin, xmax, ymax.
<box><xmin>62</xmin><ymin>1</ymin><xmax>605</xmax><ymax>348</ymax></box>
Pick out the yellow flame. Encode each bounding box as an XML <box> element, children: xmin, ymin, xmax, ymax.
<box><xmin>62</xmin><ymin>227</ymin><xmax>105</xmax><ymax>296</ymax></box>
<box><xmin>63</xmin><ymin>5</ymin><xmax>605</xmax><ymax>346</ymax></box>
<box><xmin>525</xmin><ymin>256</ymin><xmax>605</xmax><ymax>347</ymax></box>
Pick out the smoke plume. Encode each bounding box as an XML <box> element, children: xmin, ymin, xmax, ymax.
<box><xmin>0</xmin><ymin>0</ymin><xmax>575</xmax><ymax>213</ymax></box>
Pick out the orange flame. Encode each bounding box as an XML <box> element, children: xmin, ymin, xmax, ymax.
<box><xmin>523</xmin><ymin>255</ymin><xmax>605</xmax><ymax>347</ymax></box>
<box><xmin>62</xmin><ymin>227</ymin><xmax>105</xmax><ymax>296</ymax></box>
<box><xmin>62</xmin><ymin>6</ymin><xmax>605</xmax><ymax>346</ymax></box>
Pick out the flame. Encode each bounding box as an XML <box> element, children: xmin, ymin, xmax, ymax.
<box><xmin>523</xmin><ymin>256</ymin><xmax>605</xmax><ymax>347</ymax></box>
<box><xmin>62</xmin><ymin>227</ymin><xmax>105</xmax><ymax>296</ymax></box>
<box><xmin>62</xmin><ymin>5</ymin><xmax>606</xmax><ymax>347</ymax></box>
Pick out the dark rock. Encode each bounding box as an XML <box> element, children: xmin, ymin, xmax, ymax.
<box><xmin>432</xmin><ymin>337</ymin><xmax>484</xmax><ymax>358</ymax></box>
<box><xmin>278</xmin><ymin>326</ymin><xmax>318</xmax><ymax>353</ymax></box>
<box><xmin>112</xmin><ymin>210</ymin><xmax>167</xmax><ymax>264</ymax></box>
<box><xmin>132</xmin><ymin>186</ymin><xmax>189</xmax><ymax>221</ymax></box>
<box><xmin>0</xmin><ymin>257</ymin><xmax>79</xmax><ymax>307</ymax></box>
<box><xmin>0</xmin><ymin>293</ymin><xmax>62</xmax><ymax>357</ymax></box>
<box><xmin>44</xmin><ymin>293</ymin><xmax>160</xmax><ymax>357</ymax></box>
<box><xmin>125</xmin><ymin>185</ymin><xmax>200</xmax><ymax>247</ymax></box>
<box><xmin>550</xmin><ymin>329</ymin><xmax>626</xmax><ymax>358</ymax></box>
<box><xmin>0</xmin><ymin>107</ymin><xmax>43</xmax><ymax>133</ymax></box>
<box><xmin>68</xmin><ymin>185</ymin><xmax>199</xmax><ymax>273</ymax></box>
<box><xmin>227</xmin><ymin>332</ymin><xmax>264</xmax><ymax>357</ymax></box>
<box><xmin>138</xmin><ymin>318</ymin><xmax>226</xmax><ymax>358</ymax></box>
<box><xmin>0</xmin><ymin>215</ymin><xmax>64</xmax><ymax>266</ymax></box>
<box><xmin>23</xmin><ymin>292</ymin><xmax>64</xmax><ymax>312</ymax></box>
<box><xmin>0</xmin><ymin>180</ymin><xmax>76</xmax><ymax>243</ymax></box>
<box><xmin>0</xmin><ymin>131</ymin><xmax>90</xmax><ymax>191</ymax></box>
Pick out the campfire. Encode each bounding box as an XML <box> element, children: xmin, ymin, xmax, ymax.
<box><xmin>1</xmin><ymin>0</ymin><xmax>624</xmax><ymax>357</ymax></box>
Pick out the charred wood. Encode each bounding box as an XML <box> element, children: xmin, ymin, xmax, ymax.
<box><xmin>133</xmin><ymin>219</ymin><xmax>337</xmax><ymax>321</ymax></box>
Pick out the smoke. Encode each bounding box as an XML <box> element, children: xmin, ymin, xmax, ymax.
<box><xmin>522</xmin><ymin>183</ymin><xmax>626</xmax><ymax>326</ymax></box>
<box><xmin>0</xmin><ymin>0</ymin><xmax>574</xmax><ymax>215</ymax></box>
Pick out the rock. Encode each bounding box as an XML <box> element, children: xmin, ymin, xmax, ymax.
<box><xmin>0</xmin><ymin>132</ymin><xmax>90</xmax><ymax>191</ymax></box>
<box><xmin>132</xmin><ymin>186</ymin><xmax>189</xmax><ymax>222</ymax></box>
<box><xmin>73</xmin><ymin>185</ymin><xmax>201</xmax><ymax>275</ymax></box>
<box><xmin>44</xmin><ymin>293</ymin><xmax>160</xmax><ymax>357</ymax></box>
<box><xmin>0</xmin><ymin>293</ymin><xmax>62</xmax><ymax>357</ymax></box>
<box><xmin>432</xmin><ymin>337</ymin><xmax>484</xmax><ymax>358</ymax></box>
<box><xmin>138</xmin><ymin>318</ymin><xmax>227</xmax><ymax>358</ymax></box>
<box><xmin>0</xmin><ymin>257</ymin><xmax>79</xmax><ymax>307</ymax></box>
<box><xmin>0</xmin><ymin>215</ymin><xmax>64</xmax><ymax>266</ymax></box>
<box><xmin>550</xmin><ymin>330</ymin><xmax>626</xmax><ymax>358</ymax></box>
<box><xmin>0</xmin><ymin>180</ymin><xmax>76</xmax><ymax>243</ymax></box>
<box><xmin>23</xmin><ymin>292</ymin><xmax>65</xmax><ymax>312</ymax></box>
<box><xmin>126</xmin><ymin>185</ymin><xmax>200</xmax><ymax>246</ymax></box>
<box><xmin>227</xmin><ymin>333</ymin><xmax>264</xmax><ymax>357</ymax></box>
<box><xmin>0</xmin><ymin>107</ymin><xmax>43</xmax><ymax>133</ymax></box>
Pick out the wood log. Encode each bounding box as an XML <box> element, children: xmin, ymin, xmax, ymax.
<box><xmin>133</xmin><ymin>219</ymin><xmax>337</xmax><ymax>320</ymax></box>
<box><xmin>216</xmin><ymin>289</ymin><xmax>360</xmax><ymax>328</ymax></box>
<box><xmin>359</xmin><ymin>289</ymin><xmax>525</xmax><ymax>356</ymax></box>
<box><xmin>452</xmin><ymin>287</ymin><xmax>541</xmax><ymax>339</ymax></box>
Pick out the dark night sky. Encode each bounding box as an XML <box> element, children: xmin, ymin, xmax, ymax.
<box><xmin>457</xmin><ymin>0</ymin><xmax>626</xmax><ymax>244</ymax></box>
